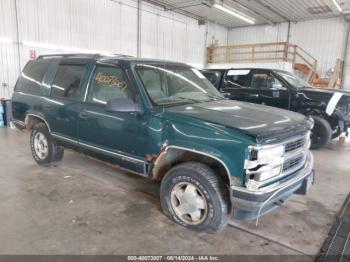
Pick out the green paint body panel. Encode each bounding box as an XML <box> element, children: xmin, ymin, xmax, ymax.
<box><xmin>12</xmin><ymin>56</ymin><xmax>312</xmax><ymax>181</ymax></box>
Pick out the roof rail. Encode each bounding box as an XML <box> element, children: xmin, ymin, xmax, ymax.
<box><xmin>37</xmin><ymin>53</ymin><xmax>102</xmax><ymax>59</ymax></box>
<box><xmin>112</xmin><ymin>54</ymin><xmax>135</xmax><ymax>58</ymax></box>
<box><xmin>37</xmin><ymin>53</ymin><xmax>136</xmax><ymax>60</ymax></box>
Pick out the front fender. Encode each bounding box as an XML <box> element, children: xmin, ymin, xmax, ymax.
<box><xmin>164</xmin><ymin>138</ymin><xmax>247</xmax><ymax>180</ymax></box>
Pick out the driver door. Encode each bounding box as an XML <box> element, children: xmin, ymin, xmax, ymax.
<box><xmin>78</xmin><ymin>63</ymin><xmax>147</xmax><ymax>163</ymax></box>
<box><xmin>251</xmin><ymin>70</ymin><xmax>291</xmax><ymax>109</ymax></box>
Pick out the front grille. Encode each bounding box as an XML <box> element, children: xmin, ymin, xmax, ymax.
<box><xmin>285</xmin><ymin>138</ymin><xmax>305</xmax><ymax>153</ymax></box>
<box><xmin>246</xmin><ymin>132</ymin><xmax>310</xmax><ymax>189</ymax></box>
<box><xmin>282</xmin><ymin>155</ymin><xmax>304</xmax><ymax>173</ymax></box>
<box><xmin>281</xmin><ymin>133</ymin><xmax>310</xmax><ymax>175</ymax></box>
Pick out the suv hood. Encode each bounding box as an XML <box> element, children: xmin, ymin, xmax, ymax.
<box><xmin>165</xmin><ymin>100</ymin><xmax>312</xmax><ymax>144</ymax></box>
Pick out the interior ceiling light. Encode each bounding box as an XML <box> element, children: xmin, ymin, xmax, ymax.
<box><xmin>332</xmin><ymin>0</ymin><xmax>343</xmax><ymax>12</ymax></box>
<box><xmin>213</xmin><ymin>3</ymin><xmax>255</xmax><ymax>24</ymax></box>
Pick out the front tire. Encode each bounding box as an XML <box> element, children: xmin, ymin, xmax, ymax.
<box><xmin>30</xmin><ymin>122</ymin><xmax>64</xmax><ymax>165</ymax></box>
<box><xmin>310</xmin><ymin>116</ymin><xmax>332</xmax><ymax>149</ymax></box>
<box><xmin>160</xmin><ymin>162</ymin><xmax>229</xmax><ymax>233</ymax></box>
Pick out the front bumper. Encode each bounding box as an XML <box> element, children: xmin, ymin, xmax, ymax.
<box><xmin>231</xmin><ymin>152</ymin><xmax>315</xmax><ymax>220</ymax></box>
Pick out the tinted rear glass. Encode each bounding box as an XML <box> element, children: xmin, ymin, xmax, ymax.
<box><xmin>51</xmin><ymin>64</ymin><xmax>85</xmax><ymax>99</ymax></box>
<box><xmin>15</xmin><ymin>59</ymin><xmax>50</xmax><ymax>95</ymax></box>
<box><xmin>226</xmin><ymin>69</ymin><xmax>251</xmax><ymax>88</ymax></box>
<box><xmin>202</xmin><ymin>71</ymin><xmax>221</xmax><ymax>87</ymax></box>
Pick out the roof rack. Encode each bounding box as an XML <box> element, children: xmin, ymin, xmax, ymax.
<box><xmin>37</xmin><ymin>53</ymin><xmax>136</xmax><ymax>60</ymax></box>
<box><xmin>112</xmin><ymin>54</ymin><xmax>135</xmax><ymax>58</ymax></box>
<box><xmin>37</xmin><ymin>53</ymin><xmax>102</xmax><ymax>59</ymax></box>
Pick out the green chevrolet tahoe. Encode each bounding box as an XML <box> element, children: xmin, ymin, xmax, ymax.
<box><xmin>12</xmin><ymin>54</ymin><xmax>315</xmax><ymax>233</ymax></box>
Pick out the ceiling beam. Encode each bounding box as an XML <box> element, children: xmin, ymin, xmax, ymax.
<box><xmin>252</xmin><ymin>0</ymin><xmax>291</xmax><ymax>22</ymax></box>
<box><xmin>141</xmin><ymin>0</ymin><xmax>205</xmax><ymax>21</ymax></box>
<box><xmin>228</xmin><ymin>0</ymin><xmax>277</xmax><ymax>24</ymax></box>
<box><xmin>163</xmin><ymin>0</ymin><xmax>206</xmax><ymax>12</ymax></box>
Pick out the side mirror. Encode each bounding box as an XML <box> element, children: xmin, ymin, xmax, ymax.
<box><xmin>272</xmin><ymin>83</ymin><xmax>287</xmax><ymax>91</ymax></box>
<box><xmin>105</xmin><ymin>98</ymin><xmax>143</xmax><ymax>114</ymax></box>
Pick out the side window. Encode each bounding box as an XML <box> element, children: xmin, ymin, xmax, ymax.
<box><xmin>15</xmin><ymin>59</ymin><xmax>50</xmax><ymax>95</ymax></box>
<box><xmin>251</xmin><ymin>73</ymin><xmax>283</xmax><ymax>90</ymax></box>
<box><xmin>225</xmin><ymin>70</ymin><xmax>251</xmax><ymax>88</ymax></box>
<box><xmin>134</xmin><ymin>67</ymin><xmax>166</xmax><ymax>101</ymax></box>
<box><xmin>202</xmin><ymin>72</ymin><xmax>221</xmax><ymax>88</ymax></box>
<box><xmin>51</xmin><ymin>64</ymin><xmax>85</xmax><ymax>99</ymax></box>
<box><xmin>88</xmin><ymin>66</ymin><xmax>133</xmax><ymax>105</ymax></box>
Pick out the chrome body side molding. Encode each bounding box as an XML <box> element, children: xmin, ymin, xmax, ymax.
<box><xmin>51</xmin><ymin>133</ymin><xmax>144</xmax><ymax>165</ymax></box>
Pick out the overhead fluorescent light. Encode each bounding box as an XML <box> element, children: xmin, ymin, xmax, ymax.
<box><xmin>332</xmin><ymin>0</ymin><xmax>342</xmax><ymax>12</ymax></box>
<box><xmin>213</xmin><ymin>4</ymin><xmax>255</xmax><ymax>24</ymax></box>
<box><xmin>0</xmin><ymin>37</ymin><xmax>13</xmax><ymax>44</ymax></box>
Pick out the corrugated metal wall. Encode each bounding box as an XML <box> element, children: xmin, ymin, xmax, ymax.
<box><xmin>342</xmin><ymin>28</ymin><xmax>350</xmax><ymax>90</ymax></box>
<box><xmin>289</xmin><ymin>17</ymin><xmax>348</xmax><ymax>77</ymax></box>
<box><xmin>0</xmin><ymin>0</ymin><xmax>225</xmax><ymax>98</ymax></box>
<box><xmin>228</xmin><ymin>23</ymin><xmax>288</xmax><ymax>44</ymax></box>
<box><xmin>0</xmin><ymin>0</ymin><xmax>20</xmax><ymax>98</ymax></box>
<box><xmin>1</xmin><ymin>0</ymin><xmax>348</xmax><ymax>97</ymax></box>
<box><xmin>207</xmin><ymin>22</ymin><xmax>228</xmax><ymax>46</ymax></box>
<box><xmin>139</xmin><ymin>2</ymin><xmax>210</xmax><ymax>67</ymax></box>
<box><xmin>228</xmin><ymin>17</ymin><xmax>349</xmax><ymax>78</ymax></box>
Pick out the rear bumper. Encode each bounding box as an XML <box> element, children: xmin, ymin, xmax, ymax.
<box><xmin>231</xmin><ymin>152</ymin><xmax>315</xmax><ymax>220</ymax></box>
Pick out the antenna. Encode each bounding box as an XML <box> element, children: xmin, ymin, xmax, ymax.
<box><xmin>162</xmin><ymin>32</ymin><xmax>165</xmax><ymax>61</ymax></box>
<box><xmin>162</xmin><ymin>32</ymin><xmax>165</xmax><ymax>114</ymax></box>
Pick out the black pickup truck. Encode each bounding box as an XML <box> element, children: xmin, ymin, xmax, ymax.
<box><xmin>202</xmin><ymin>68</ymin><xmax>350</xmax><ymax>149</ymax></box>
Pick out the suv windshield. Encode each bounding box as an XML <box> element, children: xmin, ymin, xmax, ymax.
<box><xmin>276</xmin><ymin>71</ymin><xmax>310</xmax><ymax>89</ymax></box>
<box><xmin>135</xmin><ymin>64</ymin><xmax>223</xmax><ymax>106</ymax></box>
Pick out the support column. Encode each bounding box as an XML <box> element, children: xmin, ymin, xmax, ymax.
<box><xmin>137</xmin><ymin>0</ymin><xmax>142</xmax><ymax>58</ymax></box>
<box><xmin>342</xmin><ymin>21</ymin><xmax>350</xmax><ymax>90</ymax></box>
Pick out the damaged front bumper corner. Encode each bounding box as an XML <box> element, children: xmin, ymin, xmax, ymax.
<box><xmin>231</xmin><ymin>152</ymin><xmax>315</xmax><ymax>221</ymax></box>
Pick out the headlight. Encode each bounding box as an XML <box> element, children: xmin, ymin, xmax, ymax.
<box><xmin>244</xmin><ymin>145</ymin><xmax>285</xmax><ymax>190</ymax></box>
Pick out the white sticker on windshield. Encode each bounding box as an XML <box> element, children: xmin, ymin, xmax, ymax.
<box><xmin>227</xmin><ymin>69</ymin><xmax>251</xmax><ymax>76</ymax></box>
<box><xmin>192</xmin><ymin>68</ymin><xmax>206</xmax><ymax>79</ymax></box>
<box><xmin>326</xmin><ymin>92</ymin><xmax>343</xmax><ymax>116</ymax></box>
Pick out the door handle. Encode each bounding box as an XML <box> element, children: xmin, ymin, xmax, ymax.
<box><xmin>249</xmin><ymin>94</ymin><xmax>259</xmax><ymax>98</ymax></box>
<box><xmin>79</xmin><ymin>111</ymin><xmax>88</xmax><ymax>119</ymax></box>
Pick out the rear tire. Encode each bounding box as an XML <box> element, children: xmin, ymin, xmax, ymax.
<box><xmin>160</xmin><ymin>162</ymin><xmax>229</xmax><ymax>233</ymax></box>
<box><xmin>310</xmin><ymin>116</ymin><xmax>332</xmax><ymax>149</ymax></box>
<box><xmin>30</xmin><ymin>122</ymin><xmax>64</xmax><ymax>165</ymax></box>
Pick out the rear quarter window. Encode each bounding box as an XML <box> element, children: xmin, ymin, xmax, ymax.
<box><xmin>226</xmin><ymin>69</ymin><xmax>251</xmax><ymax>88</ymax></box>
<box><xmin>202</xmin><ymin>71</ymin><xmax>221</xmax><ymax>88</ymax></box>
<box><xmin>15</xmin><ymin>59</ymin><xmax>50</xmax><ymax>95</ymax></box>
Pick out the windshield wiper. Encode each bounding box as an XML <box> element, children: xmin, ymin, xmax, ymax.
<box><xmin>172</xmin><ymin>95</ymin><xmax>202</xmax><ymax>103</ymax></box>
<box><xmin>205</xmin><ymin>93</ymin><xmax>225</xmax><ymax>100</ymax></box>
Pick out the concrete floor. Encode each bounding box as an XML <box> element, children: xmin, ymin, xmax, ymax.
<box><xmin>0</xmin><ymin>127</ymin><xmax>349</xmax><ymax>256</ymax></box>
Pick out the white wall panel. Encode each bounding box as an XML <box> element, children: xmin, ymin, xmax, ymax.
<box><xmin>342</xmin><ymin>29</ymin><xmax>350</xmax><ymax>90</ymax></box>
<box><xmin>289</xmin><ymin>17</ymin><xmax>348</xmax><ymax>76</ymax></box>
<box><xmin>0</xmin><ymin>0</ymin><xmax>212</xmax><ymax>98</ymax></box>
<box><xmin>206</xmin><ymin>61</ymin><xmax>294</xmax><ymax>72</ymax></box>
<box><xmin>207</xmin><ymin>22</ymin><xmax>228</xmax><ymax>46</ymax></box>
<box><xmin>228</xmin><ymin>23</ymin><xmax>288</xmax><ymax>45</ymax></box>
<box><xmin>227</xmin><ymin>17</ymin><xmax>348</xmax><ymax>78</ymax></box>
<box><xmin>0</xmin><ymin>44</ymin><xmax>19</xmax><ymax>98</ymax></box>
<box><xmin>185</xmin><ymin>18</ymin><xmax>206</xmax><ymax>68</ymax></box>
<box><xmin>140</xmin><ymin>2</ymin><xmax>207</xmax><ymax>66</ymax></box>
<box><xmin>0</xmin><ymin>0</ymin><xmax>19</xmax><ymax>98</ymax></box>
